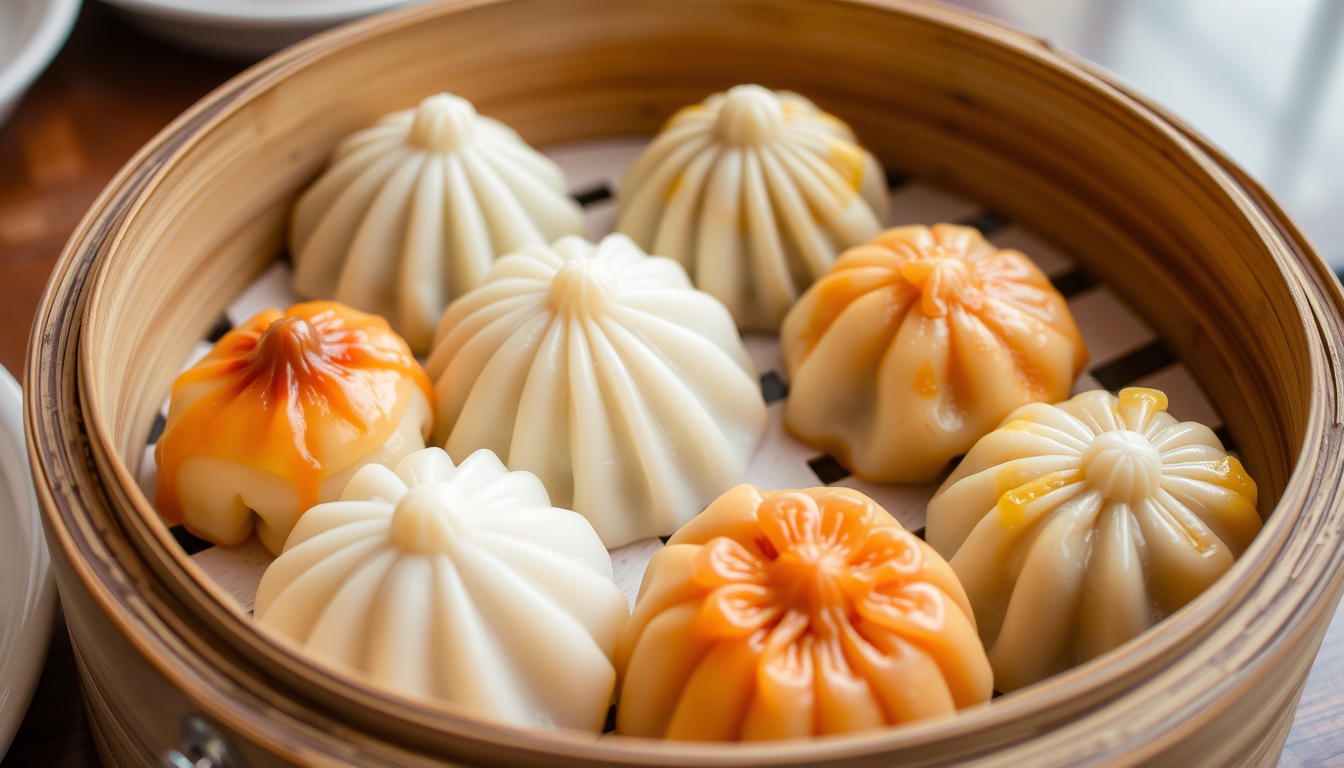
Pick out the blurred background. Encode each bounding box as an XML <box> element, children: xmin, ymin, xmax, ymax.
<box><xmin>958</xmin><ymin>0</ymin><xmax>1344</xmax><ymax>269</ymax></box>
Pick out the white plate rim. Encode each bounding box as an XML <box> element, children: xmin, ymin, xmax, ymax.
<box><xmin>98</xmin><ymin>0</ymin><xmax>418</xmax><ymax>25</ymax></box>
<box><xmin>0</xmin><ymin>364</ymin><xmax>56</xmax><ymax>761</ymax></box>
<box><xmin>0</xmin><ymin>0</ymin><xmax>81</xmax><ymax>110</ymax></box>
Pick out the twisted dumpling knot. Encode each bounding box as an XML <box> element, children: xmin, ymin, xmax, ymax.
<box><xmin>407</xmin><ymin>93</ymin><xmax>478</xmax><ymax>153</ymax></box>
<box><xmin>712</xmin><ymin>84</ymin><xmax>785</xmax><ymax>144</ymax></box>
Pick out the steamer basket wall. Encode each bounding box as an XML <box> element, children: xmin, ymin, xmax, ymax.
<box><xmin>26</xmin><ymin>0</ymin><xmax>1344</xmax><ymax>766</ymax></box>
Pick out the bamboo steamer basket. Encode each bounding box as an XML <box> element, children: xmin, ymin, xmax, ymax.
<box><xmin>24</xmin><ymin>0</ymin><xmax>1344</xmax><ymax>765</ymax></box>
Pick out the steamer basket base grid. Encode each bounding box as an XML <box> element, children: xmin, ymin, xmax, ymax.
<box><xmin>134</xmin><ymin>135</ymin><xmax>1232</xmax><ymax>656</ymax></box>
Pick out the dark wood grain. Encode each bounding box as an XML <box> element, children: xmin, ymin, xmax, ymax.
<box><xmin>0</xmin><ymin>0</ymin><xmax>241</xmax><ymax>380</ymax></box>
<box><xmin>0</xmin><ymin>2</ymin><xmax>1340</xmax><ymax>766</ymax></box>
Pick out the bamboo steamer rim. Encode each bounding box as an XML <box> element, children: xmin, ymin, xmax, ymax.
<box><xmin>26</xmin><ymin>0</ymin><xmax>1344</xmax><ymax>764</ymax></box>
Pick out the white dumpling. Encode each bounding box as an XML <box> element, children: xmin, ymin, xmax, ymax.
<box><xmin>290</xmin><ymin>93</ymin><xmax>585</xmax><ymax>352</ymax></box>
<box><xmin>255</xmin><ymin>447</ymin><xmax>628</xmax><ymax>732</ymax></box>
<box><xmin>615</xmin><ymin>84</ymin><xmax>889</xmax><ymax>331</ymax></box>
<box><xmin>427</xmin><ymin>233</ymin><xmax>768</xmax><ymax>548</ymax></box>
<box><xmin>925</xmin><ymin>388</ymin><xmax>1262</xmax><ymax>692</ymax></box>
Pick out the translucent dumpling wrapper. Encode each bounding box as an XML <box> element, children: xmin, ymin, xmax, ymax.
<box><xmin>290</xmin><ymin>92</ymin><xmax>585</xmax><ymax>353</ymax></box>
<box><xmin>614</xmin><ymin>484</ymin><xmax>993</xmax><ymax>740</ymax></box>
<box><xmin>155</xmin><ymin>301</ymin><xmax>433</xmax><ymax>555</ymax></box>
<box><xmin>780</xmin><ymin>224</ymin><xmax>1089</xmax><ymax>483</ymax></box>
<box><xmin>427</xmin><ymin>233</ymin><xmax>768</xmax><ymax>548</ymax></box>
<box><xmin>615</xmin><ymin>84</ymin><xmax>889</xmax><ymax>331</ymax></box>
<box><xmin>255</xmin><ymin>447</ymin><xmax>629</xmax><ymax>732</ymax></box>
<box><xmin>925</xmin><ymin>388</ymin><xmax>1262</xmax><ymax>692</ymax></box>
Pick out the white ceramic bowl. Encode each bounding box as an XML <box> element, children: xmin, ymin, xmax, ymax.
<box><xmin>0</xmin><ymin>0</ymin><xmax>81</xmax><ymax>129</ymax></box>
<box><xmin>0</xmin><ymin>364</ymin><xmax>55</xmax><ymax>761</ymax></box>
<box><xmin>99</xmin><ymin>0</ymin><xmax>428</xmax><ymax>59</ymax></box>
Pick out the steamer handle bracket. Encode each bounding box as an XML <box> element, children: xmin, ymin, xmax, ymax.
<box><xmin>160</xmin><ymin>716</ymin><xmax>245</xmax><ymax>768</ymax></box>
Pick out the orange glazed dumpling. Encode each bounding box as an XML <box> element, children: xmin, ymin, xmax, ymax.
<box><xmin>780</xmin><ymin>224</ymin><xmax>1088</xmax><ymax>483</ymax></box>
<box><xmin>154</xmin><ymin>301</ymin><xmax>434</xmax><ymax>555</ymax></box>
<box><xmin>614</xmin><ymin>485</ymin><xmax>992</xmax><ymax>741</ymax></box>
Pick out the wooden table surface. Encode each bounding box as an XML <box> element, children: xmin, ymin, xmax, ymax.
<box><xmin>1</xmin><ymin>3</ymin><xmax>1342</xmax><ymax>766</ymax></box>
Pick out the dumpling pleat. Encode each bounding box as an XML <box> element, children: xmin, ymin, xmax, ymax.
<box><xmin>926</xmin><ymin>455</ymin><xmax>1080</xmax><ymax>558</ymax></box>
<box><xmin>459</xmin><ymin>148</ymin><xmax>548</xmax><ymax>258</ymax></box>
<box><xmin>427</xmin><ymin>292</ymin><xmax>546</xmax><ymax>377</ymax></box>
<box><xmin>757</xmin><ymin>147</ymin><xmax>837</xmax><ymax>284</ymax></box>
<box><xmin>617</xmin><ymin>294</ymin><xmax>755</xmax><ymax>372</ymax></box>
<box><xmin>583</xmin><ymin>319</ymin><xmax>694</xmax><ymax>535</ymax></box>
<box><xmin>845</xmin><ymin>621</ymin><xmax>955</xmax><ymax>723</ymax></box>
<box><xmin>813</xmin><ymin>635</ymin><xmax>885</xmax><ymax>735</ymax></box>
<box><xmin>452</xmin><ymin>542</ymin><xmax>618</xmax><ymax>731</ymax></box>
<box><xmin>287</xmin><ymin>500</ymin><xmax>392</xmax><ymax>545</ymax></box>
<box><xmin>616</xmin><ymin>601</ymin><xmax>711</xmax><ymax>737</ymax></box>
<box><xmin>291</xmin><ymin>138</ymin><xmax>399</xmax><ymax>254</ymax></box>
<box><xmin>693</xmin><ymin>148</ymin><xmax>748</xmax><ymax>320</ymax></box>
<box><xmin>987</xmin><ymin>491</ymin><xmax>1102</xmax><ymax>690</ymax></box>
<box><xmin>475</xmin><ymin>143</ymin><xmax>583</xmax><ymax>241</ymax></box>
<box><xmin>477</xmin><ymin>119</ymin><xmax>569</xmax><ymax>191</ymax></box>
<box><xmin>473</xmin><ymin>530</ymin><xmax>628</xmax><ymax>654</ymax></box>
<box><xmin>648</xmin><ymin>141</ymin><xmax>719</xmax><ymax>269</ymax></box>
<box><xmin>439</xmin><ymin>310</ymin><xmax>551</xmax><ymax>446</ymax></box>
<box><xmin>1133</xmin><ymin>493</ymin><xmax>1234</xmax><ymax>614</ymax></box>
<box><xmin>507</xmin><ymin>317</ymin><xmax>575</xmax><ymax>505</ymax></box>
<box><xmin>740</xmin><ymin>147</ymin><xmax>796</xmax><ymax>327</ymax></box>
<box><xmin>439</xmin><ymin>153</ymin><xmax>497</xmax><ymax>302</ymax></box>
<box><xmin>333</xmin><ymin>155</ymin><xmax>426</xmax><ymax>320</ymax></box>
<box><xmin>305</xmin><ymin>548</ymin><xmax>399</xmax><ymax>670</ymax></box>
<box><xmin>1079</xmin><ymin>502</ymin><xmax>1152</xmax><ymax>659</ymax></box>
<box><xmin>565</xmin><ymin>316</ymin><xmax>646</xmax><ymax>542</ymax></box>
<box><xmin>394</xmin><ymin>156</ymin><xmax>448</xmax><ymax>351</ymax></box>
<box><xmin>473</xmin><ymin>507</ymin><xmax>615</xmax><ymax>579</ymax></box>
<box><xmin>255</xmin><ymin>523</ymin><xmax>388</xmax><ymax>635</ymax></box>
<box><xmin>365</xmin><ymin>555</ymin><xmax>438</xmax><ymax>699</ymax></box>
<box><xmin>664</xmin><ymin>639</ymin><xmax>761</xmax><ymax>740</ymax></box>
<box><xmin>293</xmin><ymin>147</ymin><xmax>412</xmax><ymax>298</ymax></box>
<box><xmin>1158</xmin><ymin>474</ymin><xmax>1261</xmax><ymax>555</ymax></box>
<box><xmin>429</xmin><ymin>551</ymin><xmax>536</xmax><ymax>723</ymax></box>
<box><xmin>740</xmin><ymin>618</ymin><xmax>814</xmax><ymax>741</ymax></box>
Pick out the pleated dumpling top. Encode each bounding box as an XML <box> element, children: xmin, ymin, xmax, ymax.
<box><xmin>155</xmin><ymin>301</ymin><xmax>433</xmax><ymax>555</ymax></box>
<box><xmin>614</xmin><ymin>484</ymin><xmax>993</xmax><ymax>740</ymax></box>
<box><xmin>780</xmin><ymin>224</ymin><xmax>1089</xmax><ymax>484</ymax></box>
<box><xmin>925</xmin><ymin>388</ymin><xmax>1262</xmax><ymax>692</ymax></box>
<box><xmin>427</xmin><ymin>233</ymin><xmax>768</xmax><ymax>548</ymax></box>
<box><xmin>615</xmin><ymin>84</ymin><xmax>889</xmax><ymax>331</ymax></box>
<box><xmin>255</xmin><ymin>447</ymin><xmax>629</xmax><ymax>732</ymax></box>
<box><xmin>290</xmin><ymin>92</ymin><xmax>584</xmax><ymax>353</ymax></box>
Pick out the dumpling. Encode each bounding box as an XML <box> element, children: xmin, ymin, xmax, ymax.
<box><xmin>925</xmin><ymin>387</ymin><xmax>1262</xmax><ymax>692</ymax></box>
<box><xmin>155</xmin><ymin>301</ymin><xmax>433</xmax><ymax>555</ymax></box>
<box><xmin>290</xmin><ymin>92</ymin><xmax>585</xmax><ymax>353</ymax></box>
<box><xmin>255</xmin><ymin>447</ymin><xmax>629</xmax><ymax>732</ymax></box>
<box><xmin>427</xmin><ymin>233</ymin><xmax>767</xmax><ymax>548</ymax></box>
<box><xmin>780</xmin><ymin>224</ymin><xmax>1088</xmax><ymax>483</ymax></box>
<box><xmin>614</xmin><ymin>484</ymin><xmax>993</xmax><ymax>740</ymax></box>
<box><xmin>615</xmin><ymin>84</ymin><xmax>888</xmax><ymax>331</ymax></box>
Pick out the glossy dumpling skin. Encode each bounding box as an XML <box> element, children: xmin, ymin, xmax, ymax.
<box><xmin>925</xmin><ymin>388</ymin><xmax>1262</xmax><ymax>692</ymax></box>
<box><xmin>155</xmin><ymin>301</ymin><xmax>434</xmax><ymax>555</ymax></box>
<box><xmin>780</xmin><ymin>224</ymin><xmax>1089</xmax><ymax>483</ymax></box>
<box><xmin>615</xmin><ymin>84</ymin><xmax>889</xmax><ymax>331</ymax></box>
<box><xmin>427</xmin><ymin>233</ymin><xmax>768</xmax><ymax>548</ymax></box>
<box><xmin>615</xmin><ymin>484</ymin><xmax>992</xmax><ymax>741</ymax></box>
<box><xmin>290</xmin><ymin>92</ymin><xmax>584</xmax><ymax>353</ymax></box>
<box><xmin>255</xmin><ymin>447</ymin><xmax>628</xmax><ymax>732</ymax></box>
